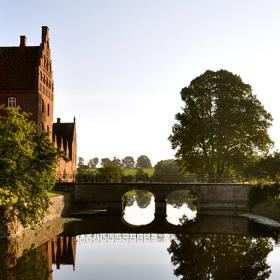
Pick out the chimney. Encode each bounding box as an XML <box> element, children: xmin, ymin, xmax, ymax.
<box><xmin>41</xmin><ymin>26</ymin><xmax>49</xmax><ymax>43</ymax></box>
<box><xmin>20</xmin><ymin>36</ymin><xmax>27</xmax><ymax>47</ymax></box>
<box><xmin>57</xmin><ymin>118</ymin><xmax>61</xmax><ymax>124</ymax></box>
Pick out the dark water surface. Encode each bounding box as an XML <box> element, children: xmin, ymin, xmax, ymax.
<box><xmin>1</xmin><ymin>192</ymin><xmax>280</xmax><ymax>279</ymax></box>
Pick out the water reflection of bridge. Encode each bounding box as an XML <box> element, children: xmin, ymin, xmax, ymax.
<box><xmin>77</xmin><ymin>233</ymin><xmax>175</xmax><ymax>244</ymax></box>
<box><xmin>62</xmin><ymin>214</ymin><xmax>262</xmax><ymax>236</ymax></box>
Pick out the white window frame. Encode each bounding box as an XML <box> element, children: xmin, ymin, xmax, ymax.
<box><xmin>8</xmin><ymin>97</ymin><xmax>16</xmax><ymax>107</ymax></box>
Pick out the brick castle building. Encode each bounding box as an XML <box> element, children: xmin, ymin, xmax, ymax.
<box><xmin>0</xmin><ymin>26</ymin><xmax>77</xmax><ymax>181</ymax></box>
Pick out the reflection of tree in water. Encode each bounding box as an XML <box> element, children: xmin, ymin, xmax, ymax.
<box><xmin>123</xmin><ymin>190</ymin><xmax>153</xmax><ymax>209</ymax></box>
<box><xmin>7</xmin><ymin>245</ymin><xmax>51</xmax><ymax>280</ymax></box>
<box><xmin>167</xmin><ymin>223</ymin><xmax>273</xmax><ymax>280</ymax></box>
<box><xmin>166</xmin><ymin>190</ymin><xmax>199</xmax><ymax>211</ymax></box>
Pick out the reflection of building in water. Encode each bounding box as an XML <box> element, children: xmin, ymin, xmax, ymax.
<box><xmin>0</xmin><ymin>236</ymin><xmax>76</xmax><ymax>280</ymax></box>
<box><xmin>51</xmin><ymin>236</ymin><xmax>76</xmax><ymax>271</ymax></box>
<box><xmin>10</xmin><ymin>236</ymin><xmax>77</xmax><ymax>280</ymax></box>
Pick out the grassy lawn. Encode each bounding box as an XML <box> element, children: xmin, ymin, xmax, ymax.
<box><xmin>253</xmin><ymin>200</ymin><xmax>280</xmax><ymax>215</ymax></box>
<box><xmin>47</xmin><ymin>190</ymin><xmax>65</xmax><ymax>197</ymax></box>
<box><xmin>77</xmin><ymin>166</ymin><xmax>155</xmax><ymax>179</ymax></box>
<box><xmin>122</xmin><ymin>168</ymin><xmax>154</xmax><ymax>177</ymax></box>
<box><xmin>84</xmin><ymin>167</ymin><xmax>155</xmax><ymax>177</ymax></box>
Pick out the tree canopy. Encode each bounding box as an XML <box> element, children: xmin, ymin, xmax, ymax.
<box><xmin>169</xmin><ymin>70</ymin><xmax>273</xmax><ymax>182</ymax></box>
<box><xmin>0</xmin><ymin>107</ymin><xmax>59</xmax><ymax>226</ymax></box>
<box><xmin>78</xmin><ymin>157</ymin><xmax>85</xmax><ymax>168</ymax></box>
<box><xmin>112</xmin><ymin>156</ymin><xmax>122</xmax><ymax>167</ymax></box>
<box><xmin>98</xmin><ymin>162</ymin><xmax>122</xmax><ymax>182</ymax></box>
<box><xmin>122</xmin><ymin>156</ymin><xmax>135</xmax><ymax>168</ymax></box>
<box><xmin>101</xmin><ymin>158</ymin><xmax>111</xmax><ymax>167</ymax></box>
<box><xmin>153</xmin><ymin>159</ymin><xmax>183</xmax><ymax>181</ymax></box>
<box><xmin>168</xmin><ymin>232</ymin><xmax>272</xmax><ymax>280</ymax></box>
<box><xmin>136</xmin><ymin>155</ymin><xmax>152</xmax><ymax>169</ymax></box>
<box><xmin>88</xmin><ymin>157</ymin><xmax>99</xmax><ymax>168</ymax></box>
<box><xmin>123</xmin><ymin>190</ymin><xmax>153</xmax><ymax>209</ymax></box>
<box><xmin>244</xmin><ymin>152</ymin><xmax>280</xmax><ymax>182</ymax></box>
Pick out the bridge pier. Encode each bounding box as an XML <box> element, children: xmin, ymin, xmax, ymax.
<box><xmin>154</xmin><ymin>199</ymin><xmax>167</xmax><ymax>217</ymax></box>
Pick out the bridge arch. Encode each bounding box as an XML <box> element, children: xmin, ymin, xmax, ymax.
<box><xmin>122</xmin><ymin>189</ymin><xmax>155</xmax><ymax>226</ymax></box>
<box><xmin>166</xmin><ymin>190</ymin><xmax>199</xmax><ymax>225</ymax></box>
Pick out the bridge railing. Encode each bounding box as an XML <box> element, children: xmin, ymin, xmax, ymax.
<box><xmin>73</xmin><ymin>174</ymin><xmax>254</xmax><ymax>184</ymax></box>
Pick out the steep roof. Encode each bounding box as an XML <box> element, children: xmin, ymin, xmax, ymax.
<box><xmin>0</xmin><ymin>46</ymin><xmax>40</xmax><ymax>90</ymax></box>
<box><xmin>53</xmin><ymin>121</ymin><xmax>76</xmax><ymax>160</ymax></box>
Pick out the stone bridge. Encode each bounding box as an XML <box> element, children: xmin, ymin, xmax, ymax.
<box><xmin>55</xmin><ymin>182</ymin><xmax>252</xmax><ymax>216</ymax></box>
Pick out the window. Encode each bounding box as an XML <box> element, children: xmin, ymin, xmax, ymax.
<box><xmin>41</xmin><ymin>123</ymin><xmax>44</xmax><ymax>131</ymax></box>
<box><xmin>41</xmin><ymin>99</ymin><xmax>45</xmax><ymax>113</ymax></box>
<box><xmin>8</xmin><ymin>97</ymin><xmax>16</xmax><ymax>107</ymax></box>
<box><xmin>47</xmin><ymin>104</ymin><xmax>50</xmax><ymax>116</ymax></box>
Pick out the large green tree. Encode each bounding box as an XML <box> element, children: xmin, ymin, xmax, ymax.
<box><xmin>0</xmin><ymin>107</ymin><xmax>59</xmax><ymax>226</ymax></box>
<box><xmin>169</xmin><ymin>70</ymin><xmax>273</xmax><ymax>182</ymax></box>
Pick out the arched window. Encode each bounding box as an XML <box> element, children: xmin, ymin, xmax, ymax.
<box><xmin>8</xmin><ymin>97</ymin><xmax>16</xmax><ymax>107</ymax></box>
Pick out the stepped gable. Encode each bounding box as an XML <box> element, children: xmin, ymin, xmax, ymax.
<box><xmin>0</xmin><ymin>45</ymin><xmax>40</xmax><ymax>90</ymax></box>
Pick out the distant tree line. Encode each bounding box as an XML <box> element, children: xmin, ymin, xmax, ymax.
<box><xmin>78</xmin><ymin>155</ymin><xmax>152</xmax><ymax>169</ymax></box>
<box><xmin>76</xmin><ymin>156</ymin><xmax>190</xmax><ymax>183</ymax></box>
<box><xmin>76</xmin><ymin>155</ymin><xmax>153</xmax><ymax>182</ymax></box>
<box><xmin>77</xmin><ymin>152</ymin><xmax>280</xmax><ymax>184</ymax></box>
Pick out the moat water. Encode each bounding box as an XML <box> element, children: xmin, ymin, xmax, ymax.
<box><xmin>1</xmin><ymin>190</ymin><xmax>280</xmax><ymax>279</ymax></box>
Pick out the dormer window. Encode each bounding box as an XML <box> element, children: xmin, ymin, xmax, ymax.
<box><xmin>8</xmin><ymin>97</ymin><xmax>16</xmax><ymax>107</ymax></box>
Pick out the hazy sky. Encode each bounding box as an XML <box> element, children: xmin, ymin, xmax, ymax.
<box><xmin>1</xmin><ymin>0</ymin><xmax>280</xmax><ymax>165</ymax></box>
